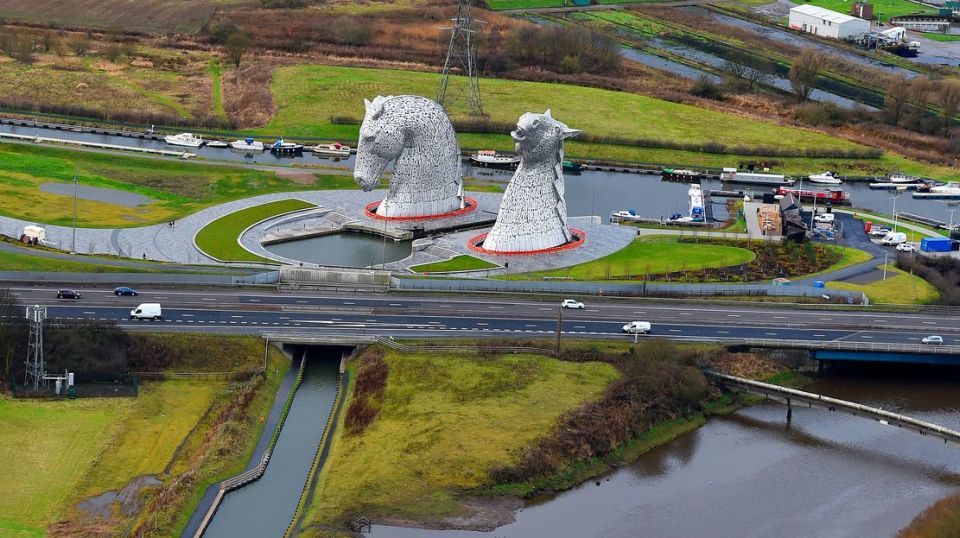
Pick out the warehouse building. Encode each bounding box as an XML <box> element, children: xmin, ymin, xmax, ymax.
<box><xmin>789</xmin><ymin>4</ymin><xmax>871</xmax><ymax>39</ymax></box>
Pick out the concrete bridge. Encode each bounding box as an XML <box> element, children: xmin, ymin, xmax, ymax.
<box><xmin>707</xmin><ymin>371</ymin><xmax>960</xmax><ymax>446</ymax></box>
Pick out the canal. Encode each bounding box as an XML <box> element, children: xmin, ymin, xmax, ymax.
<box><xmin>380</xmin><ymin>365</ymin><xmax>960</xmax><ymax>538</ymax></box>
<box><xmin>203</xmin><ymin>347</ymin><xmax>342</xmax><ymax>538</ymax></box>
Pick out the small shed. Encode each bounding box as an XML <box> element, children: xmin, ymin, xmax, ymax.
<box><xmin>789</xmin><ymin>4</ymin><xmax>871</xmax><ymax>39</ymax></box>
<box><xmin>852</xmin><ymin>2</ymin><xmax>873</xmax><ymax>20</ymax></box>
<box><xmin>23</xmin><ymin>225</ymin><xmax>45</xmax><ymax>242</ymax></box>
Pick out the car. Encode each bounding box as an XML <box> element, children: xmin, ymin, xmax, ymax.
<box><xmin>921</xmin><ymin>335</ymin><xmax>943</xmax><ymax>345</ymax></box>
<box><xmin>114</xmin><ymin>286</ymin><xmax>139</xmax><ymax>296</ymax></box>
<box><xmin>130</xmin><ymin>303</ymin><xmax>162</xmax><ymax>321</ymax></box>
<box><xmin>870</xmin><ymin>227</ymin><xmax>891</xmax><ymax>237</ymax></box>
<box><xmin>561</xmin><ymin>299</ymin><xmax>584</xmax><ymax>309</ymax></box>
<box><xmin>896</xmin><ymin>243</ymin><xmax>915</xmax><ymax>252</ymax></box>
<box><xmin>622</xmin><ymin>321</ymin><xmax>651</xmax><ymax>334</ymax></box>
<box><xmin>56</xmin><ymin>289</ymin><xmax>81</xmax><ymax>299</ymax></box>
<box><xmin>814</xmin><ymin>213</ymin><xmax>835</xmax><ymax>224</ymax></box>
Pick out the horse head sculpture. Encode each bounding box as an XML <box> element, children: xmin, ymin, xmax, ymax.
<box><xmin>354</xmin><ymin>95</ymin><xmax>464</xmax><ymax>218</ymax></box>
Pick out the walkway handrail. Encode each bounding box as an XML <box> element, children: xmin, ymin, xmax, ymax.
<box><xmin>706</xmin><ymin>371</ymin><xmax>960</xmax><ymax>444</ymax></box>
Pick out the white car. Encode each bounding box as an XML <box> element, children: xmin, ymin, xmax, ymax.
<box><xmin>896</xmin><ymin>243</ymin><xmax>915</xmax><ymax>252</ymax></box>
<box><xmin>870</xmin><ymin>227</ymin><xmax>891</xmax><ymax>237</ymax></box>
<box><xmin>561</xmin><ymin>299</ymin><xmax>584</xmax><ymax>309</ymax></box>
<box><xmin>921</xmin><ymin>335</ymin><xmax>943</xmax><ymax>345</ymax></box>
<box><xmin>814</xmin><ymin>213</ymin><xmax>835</xmax><ymax>223</ymax></box>
<box><xmin>622</xmin><ymin>321</ymin><xmax>651</xmax><ymax>334</ymax></box>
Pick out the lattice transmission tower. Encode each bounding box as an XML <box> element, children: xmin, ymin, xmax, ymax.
<box><xmin>437</xmin><ymin>0</ymin><xmax>484</xmax><ymax>117</ymax></box>
<box><xmin>24</xmin><ymin>305</ymin><xmax>46</xmax><ymax>391</ymax></box>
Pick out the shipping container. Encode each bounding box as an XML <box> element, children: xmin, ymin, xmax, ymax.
<box><xmin>921</xmin><ymin>237</ymin><xmax>952</xmax><ymax>252</ymax></box>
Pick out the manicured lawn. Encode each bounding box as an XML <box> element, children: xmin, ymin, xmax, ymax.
<box><xmin>302</xmin><ymin>351</ymin><xmax>618</xmax><ymax>525</ymax></box>
<box><xmin>0</xmin><ymin>142</ymin><xmax>328</xmax><ymax>227</ymax></box>
<box><xmin>506</xmin><ymin>235</ymin><xmax>756</xmax><ymax>280</ymax></box>
<box><xmin>921</xmin><ymin>32</ymin><xmax>960</xmax><ymax>42</ymax></box>
<box><xmin>0</xmin><ymin>247</ymin><xmax>154</xmax><ymax>272</ymax></box>
<box><xmin>802</xmin><ymin>0</ymin><xmax>934</xmax><ymax>22</ymax></box>
<box><xmin>208</xmin><ymin>58</ymin><xmax>228</xmax><ymax>123</ymax></box>
<box><xmin>194</xmin><ymin>199</ymin><xmax>315</xmax><ymax>262</ymax></box>
<box><xmin>410</xmin><ymin>255</ymin><xmax>499</xmax><ymax>273</ymax></box>
<box><xmin>827</xmin><ymin>263</ymin><xmax>939</xmax><ymax>303</ymax></box>
<box><xmin>256</xmin><ymin>65</ymin><xmax>862</xmax><ymax>152</ymax></box>
<box><xmin>0</xmin><ymin>381</ymin><xmax>218</xmax><ymax>533</ymax></box>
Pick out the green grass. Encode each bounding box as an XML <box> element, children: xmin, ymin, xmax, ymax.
<box><xmin>0</xmin><ymin>141</ymin><xmax>329</xmax><ymax>227</ymax></box>
<box><xmin>487</xmin><ymin>0</ymin><xmax>672</xmax><ymax>8</ymax></box>
<box><xmin>0</xmin><ymin>247</ymin><xmax>157</xmax><ymax>272</ymax></box>
<box><xmin>410</xmin><ymin>255</ymin><xmax>499</xmax><ymax>273</ymax></box>
<box><xmin>828</xmin><ymin>263</ymin><xmax>939</xmax><ymax>304</ymax></box>
<box><xmin>794</xmin><ymin>244</ymin><xmax>874</xmax><ymax>282</ymax></box>
<box><xmin>194</xmin><ymin>199</ymin><xmax>314</xmax><ymax>262</ymax></box>
<box><xmin>208</xmin><ymin>58</ymin><xmax>228</xmax><ymax>123</ymax></box>
<box><xmin>920</xmin><ymin>32</ymin><xmax>960</xmax><ymax>42</ymax></box>
<box><xmin>256</xmin><ymin>65</ymin><xmax>862</xmax><ymax>153</ymax></box>
<box><xmin>302</xmin><ymin>351</ymin><xmax>618</xmax><ymax>526</ymax></box>
<box><xmin>505</xmin><ymin>236</ymin><xmax>756</xmax><ymax>280</ymax></box>
<box><xmin>801</xmin><ymin>0</ymin><xmax>934</xmax><ymax>22</ymax></box>
<box><xmin>0</xmin><ymin>381</ymin><xmax>218</xmax><ymax>532</ymax></box>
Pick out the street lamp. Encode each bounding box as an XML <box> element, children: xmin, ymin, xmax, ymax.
<box><xmin>556</xmin><ymin>305</ymin><xmax>563</xmax><ymax>353</ymax></box>
<box><xmin>890</xmin><ymin>188</ymin><xmax>904</xmax><ymax>231</ymax></box>
<box><xmin>591</xmin><ymin>193</ymin><xmax>596</xmax><ymax>223</ymax></box>
<box><xmin>947</xmin><ymin>206</ymin><xmax>958</xmax><ymax>235</ymax></box>
<box><xmin>71</xmin><ymin>171</ymin><xmax>78</xmax><ymax>254</ymax></box>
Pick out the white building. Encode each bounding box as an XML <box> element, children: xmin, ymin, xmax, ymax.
<box><xmin>788</xmin><ymin>4</ymin><xmax>871</xmax><ymax>40</ymax></box>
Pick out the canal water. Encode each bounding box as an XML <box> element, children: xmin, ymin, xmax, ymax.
<box><xmin>263</xmin><ymin>233</ymin><xmax>412</xmax><ymax>268</ymax></box>
<box><xmin>203</xmin><ymin>349</ymin><xmax>341</xmax><ymax>538</ymax></box>
<box><xmin>380</xmin><ymin>367</ymin><xmax>960</xmax><ymax>538</ymax></box>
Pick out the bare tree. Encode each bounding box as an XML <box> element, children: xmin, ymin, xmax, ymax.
<box><xmin>883</xmin><ymin>74</ymin><xmax>912</xmax><ymax>126</ymax></box>
<box><xmin>938</xmin><ymin>81</ymin><xmax>960</xmax><ymax>132</ymax></box>
<box><xmin>68</xmin><ymin>34</ymin><xmax>89</xmax><ymax>56</ymax></box>
<box><xmin>723</xmin><ymin>50</ymin><xmax>750</xmax><ymax>80</ymax></box>
<box><xmin>788</xmin><ymin>49</ymin><xmax>824</xmax><ymax>102</ymax></box>
<box><xmin>224</xmin><ymin>30</ymin><xmax>251</xmax><ymax>68</ymax></box>
<box><xmin>745</xmin><ymin>57</ymin><xmax>774</xmax><ymax>90</ymax></box>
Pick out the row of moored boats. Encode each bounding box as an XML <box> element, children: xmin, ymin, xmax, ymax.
<box><xmin>163</xmin><ymin>133</ymin><xmax>352</xmax><ymax>156</ymax></box>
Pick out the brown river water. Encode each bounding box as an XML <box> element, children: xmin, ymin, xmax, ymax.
<box><xmin>381</xmin><ymin>366</ymin><xmax>960</xmax><ymax>538</ymax></box>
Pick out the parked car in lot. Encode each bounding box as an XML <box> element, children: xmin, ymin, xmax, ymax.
<box><xmin>622</xmin><ymin>321</ymin><xmax>651</xmax><ymax>334</ymax></box>
<box><xmin>921</xmin><ymin>335</ymin><xmax>943</xmax><ymax>345</ymax></box>
<box><xmin>56</xmin><ymin>289</ymin><xmax>81</xmax><ymax>299</ymax></box>
<box><xmin>880</xmin><ymin>232</ymin><xmax>907</xmax><ymax>246</ymax></box>
<box><xmin>870</xmin><ymin>227</ymin><xmax>892</xmax><ymax>237</ymax></box>
<box><xmin>114</xmin><ymin>286</ymin><xmax>138</xmax><ymax>296</ymax></box>
<box><xmin>814</xmin><ymin>213</ymin><xmax>835</xmax><ymax>224</ymax></box>
<box><xmin>561</xmin><ymin>299</ymin><xmax>584</xmax><ymax>309</ymax></box>
<box><xmin>896</xmin><ymin>243</ymin><xmax>915</xmax><ymax>252</ymax></box>
<box><xmin>130</xmin><ymin>303</ymin><xmax>162</xmax><ymax>320</ymax></box>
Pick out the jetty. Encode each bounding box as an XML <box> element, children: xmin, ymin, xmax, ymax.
<box><xmin>0</xmin><ymin>131</ymin><xmax>195</xmax><ymax>158</ymax></box>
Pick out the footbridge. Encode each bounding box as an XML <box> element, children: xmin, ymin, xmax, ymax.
<box><xmin>707</xmin><ymin>371</ymin><xmax>960</xmax><ymax>446</ymax></box>
<box><xmin>720</xmin><ymin>338</ymin><xmax>960</xmax><ymax>366</ymax></box>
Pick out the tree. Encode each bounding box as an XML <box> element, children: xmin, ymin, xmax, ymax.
<box><xmin>938</xmin><ymin>81</ymin><xmax>960</xmax><ymax>132</ymax></box>
<box><xmin>68</xmin><ymin>34</ymin><xmax>89</xmax><ymax>56</ymax></box>
<box><xmin>788</xmin><ymin>49</ymin><xmax>824</xmax><ymax>102</ymax></box>
<box><xmin>224</xmin><ymin>30</ymin><xmax>251</xmax><ymax>68</ymax></box>
<box><xmin>884</xmin><ymin>75</ymin><xmax>911</xmax><ymax>125</ymax></box>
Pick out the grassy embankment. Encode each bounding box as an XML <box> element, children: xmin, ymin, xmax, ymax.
<box><xmin>409</xmin><ymin>255</ymin><xmax>500</xmax><ymax>273</ymax></box>
<box><xmin>803</xmin><ymin>0</ymin><xmax>934</xmax><ymax>22</ymax></box>
<box><xmin>828</xmin><ymin>263</ymin><xmax>940</xmax><ymax>303</ymax></box>
<box><xmin>898</xmin><ymin>492</ymin><xmax>960</xmax><ymax>538</ymax></box>
<box><xmin>503</xmin><ymin>235</ymin><xmax>756</xmax><ymax>280</ymax></box>
<box><xmin>194</xmin><ymin>199</ymin><xmax>315</xmax><ymax>263</ymax></box>
<box><xmin>0</xmin><ymin>142</ymin><xmax>350</xmax><ymax>227</ymax></box>
<box><xmin>0</xmin><ymin>1</ymin><xmax>246</xmax><ymax>35</ymax></box>
<box><xmin>300</xmin><ymin>350</ymin><xmax>619</xmax><ymax>528</ymax></box>
<box><xmin>0</xmin><ymin>334</ymin><xmax>291</xmax><ymax>536</ymax></box>
<box><xmin>485</xmin><ymin>0</ymin><xmax>670</xmax><ymax>10</ymax></box>
<box><xmin>208</xmin><ymin>58</ymin><xmax>229</xmax><ymax>123</ymax></box>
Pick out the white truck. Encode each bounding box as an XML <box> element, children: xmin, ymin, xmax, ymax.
<box><xmin>880</xmin><ymin>232</ymin><xmax>907</xmax><ymax>246</ymax></box>
<box><xmin>130</xmin><ymin>303</ymin><xmax>163</xmax><ymax>320</ymax></box>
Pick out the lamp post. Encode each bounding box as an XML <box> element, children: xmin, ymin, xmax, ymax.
<box><xmin>882</xmin><ymin>250</ymin><xmax>889</xmax><ymax>280</ymax></box>
<box><xmin>890</xmin><ymin>188</ymin><xmax>903</xmax><ymax>231</ymax></box>
<box><xmin>556</xmin><ymin>305</ymin><xmax>563</xmax><ymax>353</ymax></box>
<box><xmin>591</xmin><ymin>193</ymin><xmax>596</xmax><ymax>223</ymax></box>
<box><xmin>71</xmin><ymin>171</ymin><xmax>78</xmax><ymax>254</ymax></box>
<box><xmin>947</xmin><ymin>206</ymin><xmax>958</xmax><ymax>235</ymax></box>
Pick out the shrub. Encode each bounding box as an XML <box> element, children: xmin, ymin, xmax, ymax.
<box><xmin>344</xmin><ymin>348</ymin><xmax>389</xmax><ymax>435</ymax></box>
<box><xmin>690</xmin><ymin>75</ymin><xmax>724</xmax><ymax>100</ymax></box>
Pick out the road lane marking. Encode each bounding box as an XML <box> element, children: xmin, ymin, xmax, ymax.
<box><xmin>922</xmin><ymin>321</ymin><xmax>937</xmax><ymax>325</ymax></box>
<box><xmin>231</xmin><ymin>315</ymin><xmax>243</xmax><ymax>318</ymax></box>
<box><xmin>389</xmin><ymin>303</ymin><xmax>402</xmax><ymax>306</ymax></box>
<box><xmin>202</xmin><ymin>298</ymin><xmax>216</xmax><ymax>301</ymax></box>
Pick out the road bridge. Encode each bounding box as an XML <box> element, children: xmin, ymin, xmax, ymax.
<box><xmin>707</xmin><ymin>371</ymin><xmax>960</xmax><ymax>446</ymax></box>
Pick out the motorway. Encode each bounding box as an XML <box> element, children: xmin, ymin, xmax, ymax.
<box><xmin>8</xmin><ymin>285</ymin><xmax>960</xmax><ymax>346</ymax></box>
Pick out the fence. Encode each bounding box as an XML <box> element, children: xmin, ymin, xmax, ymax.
<box><xmin>280</xmin><ymin>266</ymin><xmax>390</xmax><ymax>290</ymax></box>
<box><xmin>391</xmin><ymin>277</ymin><xmax>866</xmax><ymax>302</ymax></box>
<box><xmin>0</xmin><ymin>270</ymin><xmax>279</xmax><ymax>286</ymax></box>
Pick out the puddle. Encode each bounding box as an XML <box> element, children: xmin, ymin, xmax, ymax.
<box><xmin>75</xmin><ymin>475</ymin><xmax>161</xmax><ymax>519</ymax></box>
<box><xmin>40</xmin><ymin>182</ymin><xmax>156</xmax><ymax>207</ymax></box>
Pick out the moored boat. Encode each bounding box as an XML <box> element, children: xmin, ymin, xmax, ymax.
<box><xmin>205</xmin><ymin>140</ymin><xmax>229</xmax><ymax>148</ymax></box>
<box><xmin>471</xmin><ymin>149</ymin><xmax>520</xmax><ymax>168</ymax></box>
<box><xmin>312</xmin><ymin>142</ymin><xmax>351</xmax><ymax>157</ymax></box>
<box><xmin>164</xmin><ymin>133</ymin><xmax>204</xmax><ymax>148</ymax></box>
<box><xmin>807</xmin><ymin>171</ymin><xmax>841</xmax><ymax>184</ymax></box>
<box><xmin>270</xmin><ymin>138</ymin><xmax>304</xmax><ymax>155</ymax></box>
<box><xmin>775</xmin><ymin>186</ymin><xmax>850</xmax><ymax>204</ymax></box>
<box><xmin>721</xmin><ymin>167</ymin><xmax>793</xmax><ymax>186</ymax></box>
<box><xmin>230</xmin><ymin>137</ymin><xmax>265</xmax><ymax>151</ymax></box>
<box><xmin>562</xmin><ymin>160</ymin><xmax>582</xmax><ymax>173</ymax></box>
<box><xmin>662</xmin><ymin>168</ymin><xmax>701</xmax><ymax>181</ymax></box>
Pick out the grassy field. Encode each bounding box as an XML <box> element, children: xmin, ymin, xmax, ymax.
<box><xmin>256</xmin><ymin>65</ymin><xmax>863</xmax><ymax>152</ymax></box>
<box><xmin>920</xmin><ymin>32</ymin><xmax>960</xmax><ymax>42</ymax></box>
<box><xmin>409</xmin><ymin>255</ymin><xmax>500</xmax><ymax>273</ymax></box>
<box><xmin>802</xmin><ymin>0</ymin><xmax>934</xmax><ymax>22</ymax></box>
<box><xmin>0</xmin><ymin>0</ymin><xmax>250</xmax><ymax>33</ymax></box>
<box><xmin>194</xmin><ymin>199</ymin><xmax>314</xmax><ymax>262</ymax></box>
<box><xmin>302</xmin><ymin>351</ymin><xmax>618</xmax><ymax>526</ymax></box>
<box><xmin>0</xmin><ymin>381</ymin><xmax>219</xmax><ymax>534</ymax></box>
<box><xmin>208</xmin><ymin>58</ymin><xmax>228</xmax><ymax>123</ymax></box>
<box><xmin>0</xmin><ymin>246</ymin><xmax>158</xmax><ymax>272</ymax></box>
<box><xmin>487</xmin><ymin>0</ymin><xmax>676</xmax><ymax>9</ymax></box>
<box><xmin>0</xmin><ymin>142</ymin><xmax>335</xmax><ymax>227</ymax></box>
<box><xmin>506</xmin><ymin>235</ymin><xmax>756</xmax><ymax>280</ymax></box>
<box><xmin>828</xmin><ymin>263</ymin><xmax>939</xmax><ymax>303</ymax></box>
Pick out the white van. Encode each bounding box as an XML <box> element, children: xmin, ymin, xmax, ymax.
<box><xmin>622</xmin><ymin>321</ymin><xmax>651</xmax><ymax>334</ymax></box>
<box><xmin>880</xmin><ymin>232</ymin><xmax>907</xmax><ymax>246</ymax></box>
<box><xmin>130</xmin><ymin>303</ymin><xmax>162</xmax><ymax>320</ymax></box>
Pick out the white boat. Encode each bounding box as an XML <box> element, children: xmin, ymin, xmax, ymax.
<box><xmin>471</xmin><ymin>149</ymin><xmax>520</xmax><ymax>168</ymax></box>
<box><xmin>205</xmin><ymin>140</ymin><xmax>229</xmax><ymax>148</ymax></box>
<box><xmin>720</xmin><ymin>167</ymin><xmax>793</xmax><ymax>186</ymax></box>
<box><xmin>808</xmin><ymin>171</ymin><xmax>841</xmax><ymax>184</ymax></box>
<box><xmin>230</xmin><ymin>138</ymin><xmax>264</xmax><ymax>151</ymax></box>
<box><xmin>611</xmin><ymin>209</ymin><xmax>642</xmax><ymax>221</ymax></box>
<box><xmin>312</xmin><ymin>142</ymin><xmax>351</xmax><ymax>157</ymax></box>
<box><xmin>164</xmin><ymin>133</ymin><xmax>204</xmax><ymax>148</ymax></box>
<box><xmin>887</xmin><ymin>172</ymin><xmax>920</xmax><ymax>184</ymax></box>
<box><xmin>688</xmin><ymin>184</ymin><xmax>705</xmax><ymax>222</ymax></box>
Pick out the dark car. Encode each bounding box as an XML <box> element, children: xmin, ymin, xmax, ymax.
<box><xmin>57</xmin><ymin>289</ymin><xmax>81</xmax><ymax>299</ymax></box>
<box><xmin>114</xmin><ymin>286</ymin><xmax>139</xmax><ymax>296</ymax></box>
